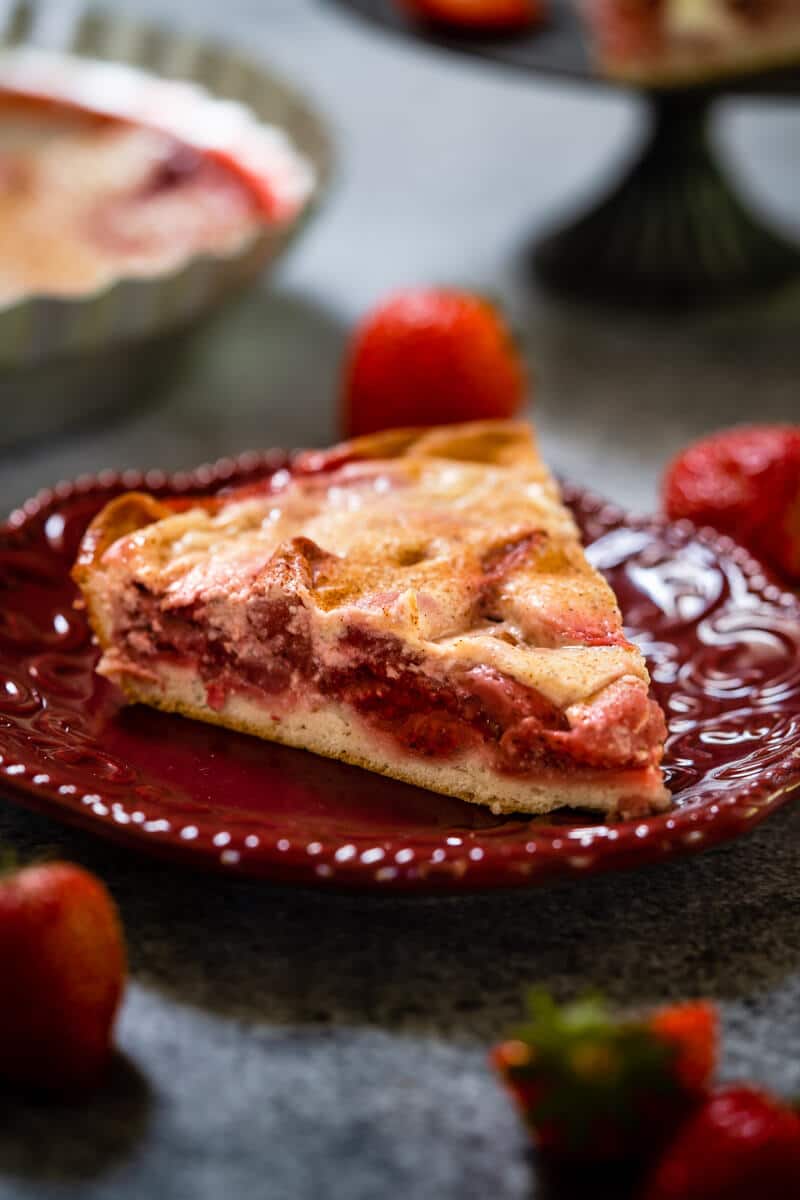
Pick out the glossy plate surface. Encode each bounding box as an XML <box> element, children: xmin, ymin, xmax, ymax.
<box><xmin>1</xmin><ymin>456</ymin><xmax>799</xmax><ymax>891</ymax></box>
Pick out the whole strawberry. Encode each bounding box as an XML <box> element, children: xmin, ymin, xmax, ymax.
<box><xmin>640</xmin><ymin>1085</ymin><xmax>800</xmax><ymax>1200</ymax></box>
<box><xmin>491</xmin><ymin>993</ymin><xmax>717</xmax><ymax>1161</ymax></box>
<box><xmin>341</xmin><ymin>288</ymin><xmax>527</xmax><ymax>438</ymax></box>
<box><xmin>663</xmin><ymin>425</ymin><xmax>800</xmax><ymax>584</ymax></box>
<box><xmin>398</xmin><ymin>0</ymin><xmax>543</xmax><ymax>32</ymax></box>
<box><xmin>0</xmin><ymin>861</ymin><xmax>127</xmax><ymax>1093</ymax></box>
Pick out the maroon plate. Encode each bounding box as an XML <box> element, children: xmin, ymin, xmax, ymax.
<box><xmin>1</xmin><ymin>455</ymin><xmax>799</xmax><ymax>891</ymax></box>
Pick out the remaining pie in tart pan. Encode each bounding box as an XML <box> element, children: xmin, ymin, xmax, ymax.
<box><xmin>74</xmin><ymin>421</ymin><xmax>670</xmax><ymax>819</ymax></box>
<box><xmin>0</xmin><ymin>48</ymin><xmax>313</xmax><ymax>309</ymax></box>
<box><xmin>0</xmin><ymin>2</ymin><xmax>329</xmax><ymax>444</ymax></box>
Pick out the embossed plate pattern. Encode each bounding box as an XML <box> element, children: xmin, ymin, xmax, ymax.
<box><xmin>1</xmin><ymin>457</ymin><xmax>799</xmax><ymax>890</ymax></box>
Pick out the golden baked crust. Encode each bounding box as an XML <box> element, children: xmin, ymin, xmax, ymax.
<box><xmin>74</xmin><ymin>420</ymin><xmax>670</xmax><ymax>816</ymax></box>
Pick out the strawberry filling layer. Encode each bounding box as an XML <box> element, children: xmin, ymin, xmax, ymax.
<box><xmin>110</xmin><ymin>587</ymin><xmax>664</xmax><ymax>776</ymax></box>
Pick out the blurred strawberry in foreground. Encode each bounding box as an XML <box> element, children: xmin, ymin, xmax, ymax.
<box><xmin>639</xmin><ymin>1085</ymin><xmax>800</xmax><ymax>1200</ymax></box>
<box><xmin>398</xmin><ymin>0</ymin><xmax>543</xmax><ymax>32</ymax></box>
<box><xmin>0</xmin><ymin>861</ymin><xmax>126</xmax><ymax>1094</ymax></box>
<box><xmin>491</xmin><ymin>993</ymin><xmax>717</xmax><ymax>1162</ymax></box>
<box><xmin>663</xmin><ymin>425</ymin><xmax>800</xmax><ymax>585</ymax></box>
<box><xmin>341</xmin><ymin>288</ymin><xmax>526</xmax><ymax>438</ymax></box>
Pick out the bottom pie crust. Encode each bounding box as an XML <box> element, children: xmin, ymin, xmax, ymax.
<box><xmin>115</xmin><ymin>661</ymin><xmax>670</xmax><ymax>819</ymax></box>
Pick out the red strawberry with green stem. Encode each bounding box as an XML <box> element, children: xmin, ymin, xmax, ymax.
<box><xmin>491</xmin><ymin>993</ymin><xmax>717</xmax><ymax>1161</ymax></box>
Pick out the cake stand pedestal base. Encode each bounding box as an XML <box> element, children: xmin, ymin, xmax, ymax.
<box><xmin>533</xmin><ymin>92</ymin><xmax>800</xmax><ymax>309</ymax></box>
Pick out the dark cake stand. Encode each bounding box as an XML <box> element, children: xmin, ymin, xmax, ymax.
<box><xmin>328</xmin><ymin>0</ymin><xmax>800</xmax><ymax>308</ymax></box>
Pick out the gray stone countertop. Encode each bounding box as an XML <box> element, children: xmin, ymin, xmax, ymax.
<box><xmin>1</xmin><ymin>2</ymin><xmax>799</xmax><ymax>1197</ymax></box>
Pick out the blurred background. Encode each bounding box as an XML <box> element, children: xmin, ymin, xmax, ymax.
<box><xmin>1</xmin><ymin>0</ymin><xmax>799</xmax><ymax>514</ymax></box>
<box><xmin>1</xmin><ymin>7</ymin><xmax>799</xmax><ymax>1199</ymax></box>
